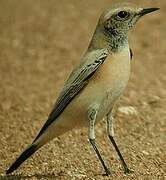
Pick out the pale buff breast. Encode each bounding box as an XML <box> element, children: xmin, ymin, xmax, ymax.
<box><xmin>96</xmin><ymin>46</ymin><xmax>130</xmax><ymax>95</ymax></box>
<box><xmin>87</xmin><ymin>46</ymin><xmax>131</xmax><ymax>119</ymax></box>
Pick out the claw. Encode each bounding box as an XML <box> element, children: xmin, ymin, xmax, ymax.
<box><xmin>104</xmin><ymin>168</ymin><xmax>112</xmax><ymax>176</ymax></box>
<box><xmin>124</xmin><ymin>168</ymin><xmax>134</xmax><ymax>175</ymax></box>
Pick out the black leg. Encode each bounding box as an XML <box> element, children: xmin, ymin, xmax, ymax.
<box><xmin>89</xmin><ymin>138</ymin><xmax>111</xmax><ymax>176</ymax></box>
<box><xmin>108</xmin><ymin>135</ymin><xmax>133</xmax><ymax>174</ymax></box>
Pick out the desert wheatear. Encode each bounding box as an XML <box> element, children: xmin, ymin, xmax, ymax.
<box><xmin>6</xmin><ymin>3</ymin><xmax>159</xmax><ymax>176</ymax></box>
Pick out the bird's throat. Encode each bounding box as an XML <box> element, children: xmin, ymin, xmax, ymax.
<box><xmin>88</xmin><ymin>25</ymin><xmax>128</xmax><ymax>52</ymax></box>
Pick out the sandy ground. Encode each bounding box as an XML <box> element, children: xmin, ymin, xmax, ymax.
<box><xmin>0</xmin><ymin>0</ymin><xmax>165</xmax><ymax>179</ymax></box>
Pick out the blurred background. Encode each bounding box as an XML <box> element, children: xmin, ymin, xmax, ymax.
<box><xmin>0</xmin><ymin>0</ymin><xmax>165</xmax><ymax>179</ymax></box>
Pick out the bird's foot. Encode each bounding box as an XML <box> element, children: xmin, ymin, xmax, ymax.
<box><xmin>124</xmin><ymin>167</ymin><xmax>134</xmax><ymax>175</ymax></box>
<box><xmin>103</xmin><ymin>168</ymin><xmax>112</xmax><ymax>176</ymax></box>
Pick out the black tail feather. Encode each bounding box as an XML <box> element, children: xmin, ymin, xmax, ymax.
<box><xmin>6</xmin><ymin>144</ymin><xmax>38</xmax><ymax>174</ymax></box>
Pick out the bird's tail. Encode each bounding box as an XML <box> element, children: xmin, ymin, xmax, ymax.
<box><xmin>6</xmin><ymin>115</ymin><xmax>70</xmax><ymax>174</ymax></box>
<box><xmin>6</xmin><ymin>143</ymin><xmax>39</xmax><ymax>174</ymax></box>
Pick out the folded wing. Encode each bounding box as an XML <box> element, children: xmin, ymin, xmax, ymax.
<box><xmin>34</xmin><ymin>49</ymin><xmax>108</xmax><ymax>141</ymax></box>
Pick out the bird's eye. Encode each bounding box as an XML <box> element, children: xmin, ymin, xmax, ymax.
<box><xmin>117</xmin><ymin>11</ymin><xmax>129</xmax><ymax>19</ymax></box>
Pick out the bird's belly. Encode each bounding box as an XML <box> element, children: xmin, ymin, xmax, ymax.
<box><xmin>60</xmin><ymin>77</ymin><xmax>129</xmax><ymax>131</ymax></box>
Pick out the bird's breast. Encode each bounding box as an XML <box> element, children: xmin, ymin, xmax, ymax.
<box><xmin>87</xmin><ymin>46</ymin><xmax>131</xmax><ymax>117</ymax></box>
<box><xmin>91</xmin><ymin>46</ymin><xmax>131</xmax><ymax>95</ymax></box>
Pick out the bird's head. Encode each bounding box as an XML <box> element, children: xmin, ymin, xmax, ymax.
<box><xmin>89</xmin><ymin>3</ymin><xmax>159</xmax><ymax>51</ymax></box>
<box><xmin>99</xmin><ymin>3</ymin><xmax>159</xmax><ymax>36</ymax></box>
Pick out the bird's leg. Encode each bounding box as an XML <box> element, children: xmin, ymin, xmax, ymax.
<box><xmin>107</xmin><ymin>112</ymin><xmax>133</xmax><ymax>174</ymax></box>
<box><xmin>88</xmin><ymin>107</ymin><xmax>111</xmax><ymax>176</ymax></box>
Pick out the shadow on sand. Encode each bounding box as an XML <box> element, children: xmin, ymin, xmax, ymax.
<box><xmin>0</xmin><ymin>173</ymin><xmax>61</xmax><ymax>180</ymax></box>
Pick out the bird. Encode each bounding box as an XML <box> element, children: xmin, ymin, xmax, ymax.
<box><xmin>6</xmin><ymin>2</ymin><xmax>159</xmax><ymax>176</ymax></box>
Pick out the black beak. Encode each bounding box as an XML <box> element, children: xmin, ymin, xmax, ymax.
<box><xmin>139</xmin><ymin>8</ymin><xmax>160</xmax><ymax>16</ymax></box>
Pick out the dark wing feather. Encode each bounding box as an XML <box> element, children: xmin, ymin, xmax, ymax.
<box><xmin>33</xmin><ymin>51</ymin><xmax>108</xmax><ymax>141</ymax></box>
